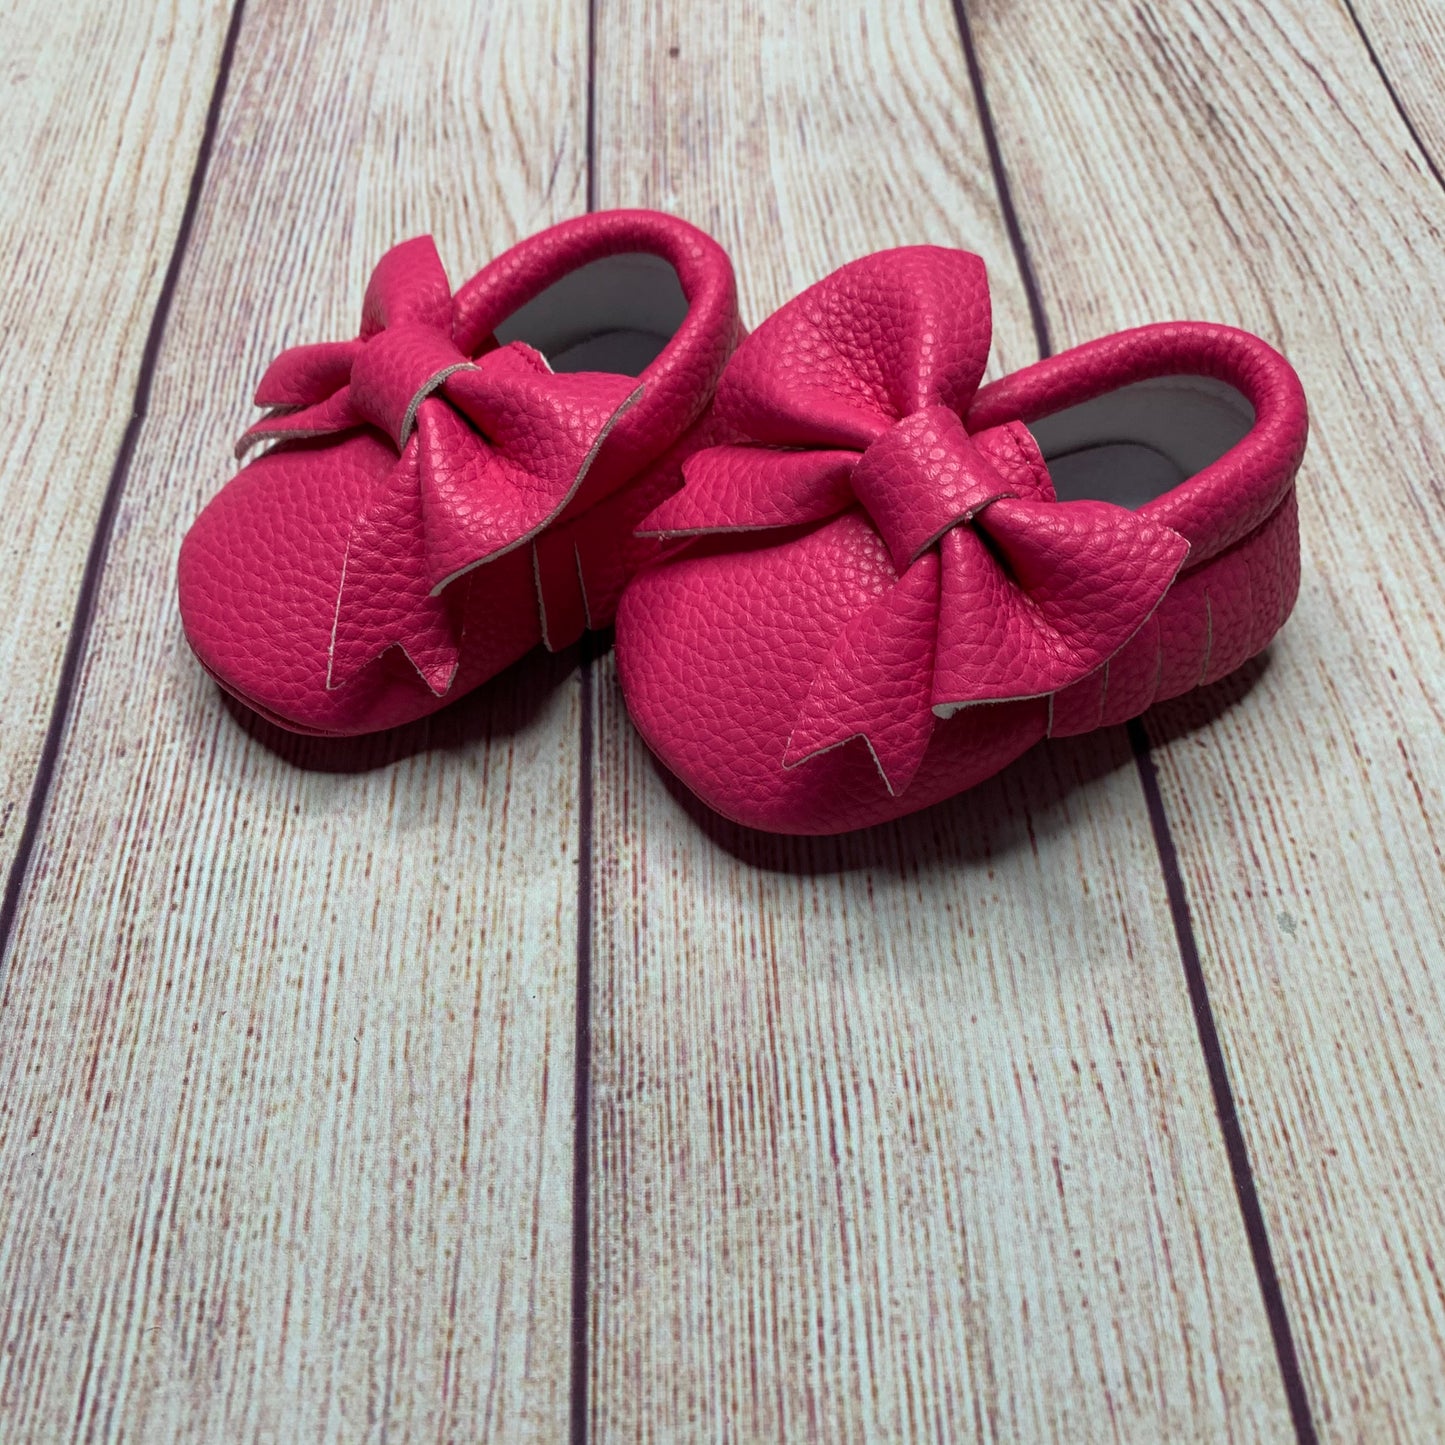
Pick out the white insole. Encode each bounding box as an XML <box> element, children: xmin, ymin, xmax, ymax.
<box><xmin>1026</xmin><ymin>375</ymin><xmax>1255</xmax><ymax>507</ymax></box>
<box><xmin>492</xmin><ymin>252</ymin><xmax>689</xmax><ymax>376</ymax></box>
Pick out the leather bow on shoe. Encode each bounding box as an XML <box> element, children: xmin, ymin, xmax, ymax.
<box><xmin>639</xmin><ymin>247</ymin><xmax>1188</xmax><ymax>795</ymax></box>
<box><xmin>236</xmin><ymin>236</ymin><xmax>641</xmax><ymax>695</ymax></box>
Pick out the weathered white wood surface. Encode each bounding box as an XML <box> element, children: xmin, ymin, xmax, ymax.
<box><xmin>0</xmin><ymin>0</ymin><xmax>232</xmax><ymax>876</ymax></box>
<box><xmin>586</xmin><ymin>3</ymin><xmax>1291</xmax><ymax>1439</ymax></box>
<box><xmin>969</xmin><ymin>0</ymin><xmax>1445</xmax><ymax>1437</ymax></box>
<box><xmin>1350</xmin><ymin>0</ymin><xmax>1445</xmax><ymax>171</ymax></box>
<box><xmin>3</xmin><ymin>0</ymin><xmax>1443</xmax><ymax>1439</ymax></box>
<box><xmin>0</xmin><ymin>1</ymin><xmax>588</xmax><ymax>1439</ymax></box>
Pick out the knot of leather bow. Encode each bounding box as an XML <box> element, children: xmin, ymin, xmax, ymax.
<box><xmin>639</xmin><ymin>246</ymin><xmax>1189</xmax><ymax>796</ymax></box>
<box><xmin>237</xmin><ymin>236</ymin><xmax>640</xmax><ymax>695</ymax></box>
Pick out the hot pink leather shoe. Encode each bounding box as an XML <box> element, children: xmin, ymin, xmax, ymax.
<box><xmin>616</xmin><ymin>248</ymin><xmax>1307</xmax><ymax>835</ymax></box>
<box><xmin>178</xmin><ymin>210</ymin><xmax>739</xmax><ymax>735</ymax></box>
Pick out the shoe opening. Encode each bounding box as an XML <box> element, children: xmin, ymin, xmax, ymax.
<box><xmin>491</xmin><ymin>252</ymin><xmax>689</xmax><ymax>376</ymax></box>
<box><xmin>1026</xmin><ymin>375</ymin><xmax>1255</xmax><ymax>508</ymax></box>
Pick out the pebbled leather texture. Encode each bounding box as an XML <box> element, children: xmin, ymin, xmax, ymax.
<box><xmin>178</xmin><ymin>210</ymin><xmax>740</xmax><ymax>735</ymax></box>
<box><xmin>615</xmin><ymin>247</ymin><xmax>1309</xmax><ymax>835</ymax></box>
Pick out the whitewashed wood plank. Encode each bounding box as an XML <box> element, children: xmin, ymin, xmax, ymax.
<box><xmin>0</xmin><ymin>1</ymin><xmax>588</xmax><ymax>1439</ymax></box>
<box><xmin>968</xmin><ymin>0</ymin><xmax>1445</xmax><ymax>1436</ymax></box>
<box><xmin>1349</xmin><ymin>0</ymin><xmax>1445</xmax><ymax>172</ymax></box>
<box><xmin>0</xmin><ymin>0</ymin><xmax>232</xmax><ymax>874</ymax></box>
<box><xmin>586</xmin><ymin>2</ymin><xmax>1291</xmax><ymax>1439</ymax></box>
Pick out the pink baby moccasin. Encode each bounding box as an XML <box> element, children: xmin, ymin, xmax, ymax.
<box><xmin>178</xmin><ymin>210</ymin><xmax>739</xmax><ymax>735</ymax></box>
<box><xmin>616</xmin><ymin>247</ymin><xmax>1308</xmax><ymax>835</ymax></box>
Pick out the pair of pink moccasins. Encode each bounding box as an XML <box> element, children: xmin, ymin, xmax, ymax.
<box><xmin>178</xmin><ymin>211</ymin><xmax>1307</xmax><ymax>835</ymax></box>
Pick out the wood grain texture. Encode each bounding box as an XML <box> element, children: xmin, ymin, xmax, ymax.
<box><xmin>588</xmin><ymin>2</ymin><xmax>1291</xmax><ymax>1438</ymax></box>
<box><xmin>1349</xmin><ymin>0</ymin><xmax>1445</xmax><ymax>176</ymax></box>
<box><xmin>0</xmin><ymin>0</ymin><xmax>232</xmax><ymax>875</ymax></box>
<box><xmin>0</xmin><ymin>1</ymin><xmax>588</xmax><ymax>1439</ymax></box>
<box><xmin>967</xmin><ymin>0</ymin><xmax>1445</xmax><ymax>1436</ymax></box>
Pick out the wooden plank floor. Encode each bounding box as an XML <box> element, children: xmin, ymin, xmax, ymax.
<box><xmin>588</xmin><ymin>5</ymin><xmax>1286</xmax><ymax>1442</ymax></box>
<box><xmin>966</xmin><ymin>4</ymin><xmax>1445</xmax><ymax>1437</ymax></box>
<box><xmin>0</xmin><ymin>0</ymin><xmax>1440</xmax><ymax>1439</ymax></box>
<box><xmin>0</xmin><ymin>0</ymin><xmax>234</xmax><ymax>882</ymax></box>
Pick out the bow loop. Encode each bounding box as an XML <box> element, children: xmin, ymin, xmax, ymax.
<box><xmin>360</xmin><ymin>235</ymin><xmax>453</xmax><ymax>334</ymax></box>
<box><xmin>232</xmin><ymin>235</ymin><xmax>643</xmax><ymax>695</ymax></box>
<box><xmin>415</xmin><ymin>346</ymin><xmax>642</xmax><ymax>594</ymax></box>
<box><xmin>254</xmin><ymin>339</ymin><xmax>362</xmax><ymax>408</ymax></box>
<box><xmin>645</xmin><ymin>445</ymin><xmax>859</xmax><ymax>538</ymax></box>
<box><xmin>931</xmin><ymin>496</ymin><xmax>1189</xmax><ymax>713</ymax></box>
<box><xmin>640</xmin><ymin>248</ymin><xmax>1190</xmax><ymax>792</ymax></box>
<box><xmin>714</xmin><ymin>246</ymin><xmax>993</xmax><ymax>448</ymax></box>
